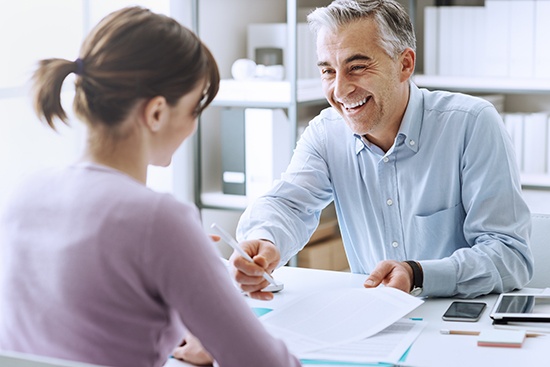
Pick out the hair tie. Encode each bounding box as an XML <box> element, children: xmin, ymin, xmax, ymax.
<box><xmin>74</xmin><ymin>58</ymin><xmax>85</xmax><ymax>76</ymax></box>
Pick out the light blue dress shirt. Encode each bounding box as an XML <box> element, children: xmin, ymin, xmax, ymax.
<box><xmin>237</xmin><ymin>82</ymin><xmax>533</xmax><ymax>298</ymax></box>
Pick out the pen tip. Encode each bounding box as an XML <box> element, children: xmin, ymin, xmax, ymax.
<box><xmin>440</xmin><ymin>329</ymin><xmax>450</xmax><ymax>335</ymax></box>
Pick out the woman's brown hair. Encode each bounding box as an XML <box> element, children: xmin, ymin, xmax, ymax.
<box><xmin>32</xmin><ymin>6</ymin><xmax>219</xmax><ymax>129</ymax></box>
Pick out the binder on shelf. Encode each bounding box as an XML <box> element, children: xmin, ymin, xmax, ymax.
<box><xmin>504</xmin><ymin>113</ymin><xmax>524</xmax><ymax>172</ymax></box>
<box><xmin>423</xmin><ymin>6</ymin><xmax>438</xmax><ymax>76</ymax></box>
<box><xmin>470</xmin><ymin>6</ymin><xmax>487</xmax><ymax>77</ymax></box>
<box><xmin>221</xmin><ymin>108</ymin><xmax>292</xmax><ymax>198</ymax></box>
<box><xmin>458</xmin><ymin>6</ymin><xmax>473</xmax><ymax>77</ymax></box>
<box><xmin>508</xmin><ymin>1</ymin><xmax>535</xmax><ymax>79</ymax></box>
<box><xmin>522</xmin><ymin>112</ymin><xmax>547</xmax><ymax>175</ymax></box>
<box><xmin>535</xmin><ymin>0</ymin><xmax>550</xmax><ymax>79</ymax></box>
<box><xmin>437</xmin><ymin>6</ymin><xmax>455</xmax><ymax>77</ymax></box>
<box><xmin>431</xmin><ymin>6</ymin><xmax>486</xmax><ymax>77</ymax></box>
<box><xmin>484</xmin><ymin>0</ymin><xmax>510</xmax><ymax>77</ymax></box>
<box><xmin>245</xmin><ymin>108</ymin><xmax>292</xmax><ymax>200</ymax></box>
<box><xmin>221</xmin><ymin>108</ymin><xmax>246</xmax><ymax>195</ymax></box>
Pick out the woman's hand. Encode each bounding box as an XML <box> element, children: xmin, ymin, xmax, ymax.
<box><xmin>172</xmin><ymin>333</ymin><xmax>213</xmax><ymax>366</ymax></box>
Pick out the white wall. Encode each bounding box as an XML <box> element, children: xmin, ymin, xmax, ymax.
<box><xmin>0</xmin><ymin>1</ymin><xmax>85</xmax><ymax>211</ymax></box>
<box><xmin>0</xmin><ymin>0</ymin><xmax>195</xmax><ymax>210</ymax></box>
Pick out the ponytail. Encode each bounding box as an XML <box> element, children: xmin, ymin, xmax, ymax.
<box><xmin>32</xmin><ymin>7</ymin><xmax>219</xmax><ymax>131</ymax></box>
<box><xmin>32</xmin><ymin>58</ymin><xmax>79</xmax><ymax>130</ymax></box>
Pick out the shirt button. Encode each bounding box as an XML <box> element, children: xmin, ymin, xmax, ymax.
<box><xmin>391</xmin><ymin>241</ymin><xmax>399</xmax><ymax>248</ymax></box>
<box><xmin>383</xmin><ymin>157</ymin><xmax>389</xmax><ymax>163</ymax></box>
<box><xmin>386</xmin><ymin>199</ymin><xmax>393</xmax><ymax>206</ymax></box>
<box><xmin>409</xmin><ymin>140</ymin><xmax>416</xmax><ymax>146</ymax></box>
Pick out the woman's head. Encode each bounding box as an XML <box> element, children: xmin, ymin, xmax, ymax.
<box><xmin>33</xmin><ymin>6</ymin><xmax>219</xmax><ymax>130</ymax></box>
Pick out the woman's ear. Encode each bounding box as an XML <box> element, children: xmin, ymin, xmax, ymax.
<box><xmin>143</xmin><ymin>96</ymin><xmax>168</xmax><ymax>133</ymax></box>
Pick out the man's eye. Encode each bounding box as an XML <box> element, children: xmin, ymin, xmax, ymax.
<box><xmin>350</xmin><ymin>65</ymin><xmax>366</xmax><ymax>71</ymax></box>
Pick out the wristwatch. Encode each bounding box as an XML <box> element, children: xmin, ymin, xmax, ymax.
<box><xmin>404</xmin><ymin>260</ymin><xmax>423</xmax><ymax>296</ymax></box>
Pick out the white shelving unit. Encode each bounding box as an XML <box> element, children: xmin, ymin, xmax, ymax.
<box><xmin>411</xmin><ymin>0</ymin><xmax>550</xmax><ymax>215</ymax></box>
<box><xmin>212</xmin><ymin>78</ymin><xmax>325</xmax><ymax>107</ymax></box>
<box><xmin>202</xmin><ymin>77</ymin><xmax>326</xmax><ymax>210</ymax></box>
<box><xmin>189</xmin><ymin>0</ymin><xmax>550</xmax><ymax>217</ymax></box>
<box><xmin>191</xmin><ymin>0</ymin><xmax>329</xmax><ymax>212</ymax></box>
<box><xmin>411</xmin><ymin>0</ymin><xmax>550</xmax><ymax>194</ymax></box>
<box><xmin>412</xmin><ymin>75</ymin><xmax>550</xmax><ymax>95</ymax></box>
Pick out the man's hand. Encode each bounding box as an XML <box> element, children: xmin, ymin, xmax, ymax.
<box><xmin>172</xmin><ymin>333</ymin><xmax>213</xmax><ymax>366</ymax></box>
<box><xmin>230</xmin><ymin>239</ymin><xmax>281</xmax><ymax>301</ymax></box>
<box><xmin>363</xmin><ymin>260</ymin><xmax>413</xmax><ymax>293</ymax></box>
<box><xmin>209</xmin><ymin>234</ymin><xmax>221</xmax><ymax>243</ymax></box>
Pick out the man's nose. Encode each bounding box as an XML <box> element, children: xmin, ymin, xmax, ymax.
<box><xmin>333</xmin><ymin>73</ymin><xmax>355</xmax><ymax>100</ymax></box>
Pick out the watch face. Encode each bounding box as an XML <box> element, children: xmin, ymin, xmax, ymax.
<box><xmin>410</xmin><ymin>287</ymin><xmax>423</xmax><ymax>297</ymax></box>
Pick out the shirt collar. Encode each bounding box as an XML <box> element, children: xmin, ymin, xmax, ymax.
<box><xmin>397</xmin><ymin>81</ymin><xmax>423</xmax><ymax>153</ymax></box>
<box><xmin>354</xmin><ymin>82</ymin><xmax>423</xmax><ymax>155</ymax></box>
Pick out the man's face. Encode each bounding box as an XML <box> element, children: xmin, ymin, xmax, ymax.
<box><xmin>316</xmin><ymin>18</ymin><xmax>409</xmax><ymax>140</ymax></box>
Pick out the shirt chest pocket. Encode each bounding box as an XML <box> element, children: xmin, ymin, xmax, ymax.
<box><xmin>411</xmin><ymin>203</ymin><xmax>468</xmax><ymax>257</ymax></box>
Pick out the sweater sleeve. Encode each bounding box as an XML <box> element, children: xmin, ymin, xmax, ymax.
<box><xmin>144</xmin><ymin>196</ymin><xmax>300</xmax><ymax>367</ymax></box>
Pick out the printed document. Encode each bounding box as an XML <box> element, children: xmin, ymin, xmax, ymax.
<box><xmin>260</xmin><ymin>286</ymin><xmax>423</xmax><ymax>356</ymax></box>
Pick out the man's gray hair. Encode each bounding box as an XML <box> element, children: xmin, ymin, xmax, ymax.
<box><xmin>307</xmin><ymin>0</ymin><xmax>416</xmax><ymax>59</ymax></box>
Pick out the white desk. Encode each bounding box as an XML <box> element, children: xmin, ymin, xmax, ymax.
<box><xmin>167</xmin><ymin>266</ymin><xmax>547</xmax><ymax>367</ymax></box>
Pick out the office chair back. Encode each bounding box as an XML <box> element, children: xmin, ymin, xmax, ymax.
<box><xmin>526</xmin><ymin>213</ymin><xmax>550</xmax><ymax>288</ymax></box>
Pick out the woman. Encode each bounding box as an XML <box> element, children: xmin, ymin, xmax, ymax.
<box><xmin>0</xmin><ymin>6</ymin><xmax>300</xmax><ymax>367</ymax></box>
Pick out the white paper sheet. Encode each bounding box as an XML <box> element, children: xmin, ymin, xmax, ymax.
<box><xmin>260</xmin><ymin>286</ymin><xmax>423</xmax><ymax>353</ymax></box>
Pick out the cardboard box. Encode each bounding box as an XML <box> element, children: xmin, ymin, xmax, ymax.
<box><xmin>298</xmin><ymin>236</ymin><xmax>348</xmax><ymax>271</ymax></box>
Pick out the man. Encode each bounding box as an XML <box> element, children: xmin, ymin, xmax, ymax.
<box><xmin>232</xmin><ymin>0</ymin><xmax>533</xmax><ymax>300</ymax></box>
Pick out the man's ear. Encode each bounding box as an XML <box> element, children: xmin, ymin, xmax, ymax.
<box><xmin>143</xmin><ymin>96</ymin><xmax>168</xmax><ymax>133</ymax></box>
<box><xmin>399</xmin><ymin>48</ymin><xmax>416</xmax><ymax>82</ymax></box>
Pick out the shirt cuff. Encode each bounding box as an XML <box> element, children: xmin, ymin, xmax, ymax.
<box><xmin>419</xmin><ymin>258</ymin><xmax>458</xmax><ymax>297</ymax></box>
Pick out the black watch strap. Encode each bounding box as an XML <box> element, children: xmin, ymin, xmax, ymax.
<box><xmin>404</xmin><ymin>260</ymin><xmax>423</xmax><ymax>295</ymax></box>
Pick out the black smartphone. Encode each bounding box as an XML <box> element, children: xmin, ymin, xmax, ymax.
<box><xmin>442</xmin><ymin>301</ymin><xmax>487</xmax><ymax>322</ymax></box>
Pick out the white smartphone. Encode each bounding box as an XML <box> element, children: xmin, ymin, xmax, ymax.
<box><xmin>442</xmin><ymin>301</ymin><xmax>487</xmax><ymax>322</ymax></box>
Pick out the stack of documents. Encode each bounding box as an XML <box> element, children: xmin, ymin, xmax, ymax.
<box><xmin>259</xmin><ymin>287</ymin><xmax>424</xmax><ymax>365</ymax></box>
